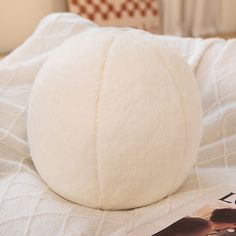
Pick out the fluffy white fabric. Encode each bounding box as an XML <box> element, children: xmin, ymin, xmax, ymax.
<box><xmin>27</xmin><ymin>28</ymin><xmax>202</xmax><ymax>210</ymax></box>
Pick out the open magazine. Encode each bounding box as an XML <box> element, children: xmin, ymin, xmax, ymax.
<box><xmin>128</xmin><ymin>186</ymin><xmax>236</xmax><ymax>236</ymax></box>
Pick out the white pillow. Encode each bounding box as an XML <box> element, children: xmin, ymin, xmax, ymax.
<box><xmin>27</xmin><ymin>28</ymin><xmax>203</xmax><ymax>210</ymax></box>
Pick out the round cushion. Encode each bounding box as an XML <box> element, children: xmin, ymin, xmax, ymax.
<box><xmin>27</xmin><ymin>28</ymin><xmax>203</xmax><ymax>210</ymax></box>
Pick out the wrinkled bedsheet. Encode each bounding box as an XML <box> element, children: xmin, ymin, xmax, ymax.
<box><xmin>1</xmin><ymin>13</ymin><xmax>236</xmax><ymax>236</ymax></box>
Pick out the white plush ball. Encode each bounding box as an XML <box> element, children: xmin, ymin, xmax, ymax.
<box><xmin>27</xmin><ymin>28</ymin><xmax>202</xmax><ymax>210</ymax></box>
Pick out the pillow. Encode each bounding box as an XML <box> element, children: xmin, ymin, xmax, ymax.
<box><xmin>67</xmin><ymin>0</ymin><xmax>161</xmax><ymax>33</ymax></box>
<box><xmin>27</xmin><ymin>27</ymin><xmax>203</xmax><ymax>210</ymax></box>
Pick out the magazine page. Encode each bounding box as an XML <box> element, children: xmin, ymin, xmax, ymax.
<box><xmin>128</xmin><ymin>186</ymin><xmax>236</xmax><ymax>236</ymax></box>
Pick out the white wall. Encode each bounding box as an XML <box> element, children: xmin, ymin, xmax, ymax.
<box><xmin>161</xmin><ymin>0</ymin><xmax>236</xmax><ymax>36</ymax></box>
<box><xmin>0</xmin><ymin>0</ymin><xmax>67</xmax><ymax>53</ymax></box>
<box><xmin>220</xmin><ymin>0</ymin><xmax>236</xmax><ymax>33</ymax></box>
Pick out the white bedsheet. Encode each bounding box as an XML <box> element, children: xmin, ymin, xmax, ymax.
<box><xmin>1</xmin><ymin>13</ymin><xmax>236</xmax><ymax>236</ymax></box>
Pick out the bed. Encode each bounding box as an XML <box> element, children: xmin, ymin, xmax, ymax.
<box><xmin>0</xmin><ymin>13</ymin><xmax>236</xmax><ymax>236</ymax></box>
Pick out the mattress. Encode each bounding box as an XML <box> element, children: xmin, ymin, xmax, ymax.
<box><xmin>0</xmin><ymin>13</ymin><xmax>236</xmax><ymax>236</ymax></box>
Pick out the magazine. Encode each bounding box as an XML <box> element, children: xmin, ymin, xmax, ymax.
<box><xmin>128</xmin><ymin>186</ymin><xmax>236</xmax><ymax>236</ymax></box>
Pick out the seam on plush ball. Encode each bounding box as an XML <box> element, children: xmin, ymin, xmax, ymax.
<box><xmin>94</xmin><ymin>35</ymin><xmax>117</xmax><ymax>209</ymax></box>
<box><xmin>150</xmin><ymin>43</ymin><xmax>188</xmax><ymax>195</ymax></box>
<box><xmin>160</xmin><ymin>51</ymin><xmax>189</xmax><ymax>194</ymax></box>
